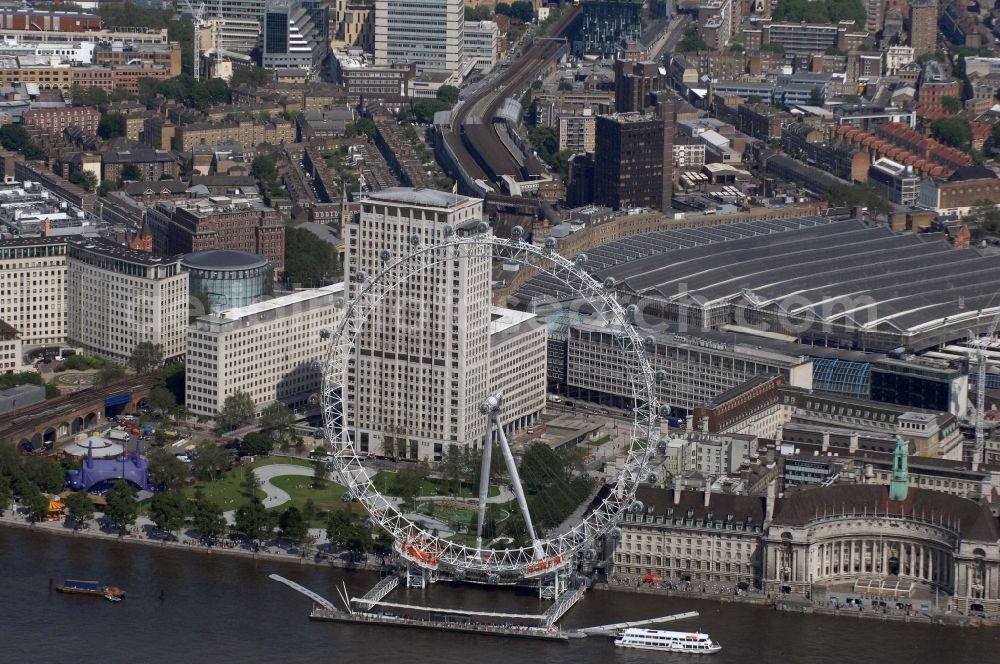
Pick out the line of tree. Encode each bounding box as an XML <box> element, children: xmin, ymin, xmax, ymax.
<box><xmin>136</xmin><ymin>74</ymin><xmax>230</xmax><ymax>111</ymax></box>
<box><xmin>771</xmin><ymin>0</ymin><xmax>866</xmax><ymax>24</ymax></box>
<box><xmin>827</xmin><ymin>182</ymin><xmax>892</xmax><ymax>215</ymax></box>
<box><xmin>495</xmin><ymin>1</ymin><xmax>535</xmax><ymax>23</ymax></box>
<box><xmin>0</xmin><ymin>371</ymin><xmax>59</xmax><ymax>398</ymax></box>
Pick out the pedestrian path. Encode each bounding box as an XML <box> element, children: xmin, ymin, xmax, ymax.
<box><xmin>223</xmin><ymin>464</ymin><xmax>313</xmax><ymax>523</ymax></box>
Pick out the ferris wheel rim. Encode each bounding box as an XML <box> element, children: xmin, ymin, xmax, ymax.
<box><xmin>321</xmin><ymin>232</ymin><xmax>659</xmax><ymax>578</ymax></box>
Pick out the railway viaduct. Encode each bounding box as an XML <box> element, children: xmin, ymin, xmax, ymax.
<box><xmin>1</xmin><ymin>375</ymin><xmax>155</xmax><ymax>450</ymax></box>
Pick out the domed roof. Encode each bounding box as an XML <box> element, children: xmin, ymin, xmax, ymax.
<box><xmin>181</xmin><ymin>250</ymin><xmax>270</xmax><ymax>270</ymax></box>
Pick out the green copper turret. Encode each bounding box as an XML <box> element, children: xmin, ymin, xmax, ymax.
<box><xmin>889</xmin><ymin>436</ymin><xmax>909</xmax><ymax>502</ymax></box>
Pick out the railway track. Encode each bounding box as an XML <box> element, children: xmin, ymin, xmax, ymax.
<box><xmin>446</xmin><ymin>6</ymin><xmax>582</xmax><ymax>187</ymax></box>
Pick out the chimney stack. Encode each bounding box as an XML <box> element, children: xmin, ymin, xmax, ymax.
<box><xmin>849</xmin><ymin>432</ymin><xmax>859</xmax><ymax>453</ymax></box>
<box><xmin>673</xmin><ymin>483</ymin><xmax>682</xmax><ymax>505</ymax></box>
<box><xmin>821</xmin><ymin>430</ymin><xmax>830</xmax><ymax>452</ymax></box>
<box><xmin>704</xmin><ymin>485</ymin><xmax>712</xmax><ymax>507</ymax></box>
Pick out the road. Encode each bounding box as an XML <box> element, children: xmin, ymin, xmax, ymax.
<box><xmin>649</xmin><ymin>15</ymin><xmax>691</xmax><ymax>61</ymax></box>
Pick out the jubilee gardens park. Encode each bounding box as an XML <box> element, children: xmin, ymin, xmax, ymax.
<box><xmin>2</xmin><ymin>373</ymin><xmax>591</xmax><ymax>561</ymax></box>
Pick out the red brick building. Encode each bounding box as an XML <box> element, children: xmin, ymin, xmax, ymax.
<box><xmin>22</xmin><ymin>106</ymin><xmax>99</xmax><ymax>136</ymax></box>
<box><xmin>0</xmin><ymin>9</ymin><xmax>100</xmax><ymax>32</ymax></box>
<box><xmin>71</xmin><ymin>65</ymin><xmax>172</xmax><ymax>95</ymax></box>
<box><xmin>147</xmin><ymin>198</ymin><xmax>285</xmax><ymax>273</ymax></box>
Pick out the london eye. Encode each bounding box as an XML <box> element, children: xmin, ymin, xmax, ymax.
<box><xmin>320</xmin><ymin>227</ymin><xmax>659</xmax><ymax>582</ymax></box>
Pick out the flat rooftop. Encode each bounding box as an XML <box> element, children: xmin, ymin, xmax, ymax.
<box><xmin>364</xmin><ymin>187</ymin><xmax>479</xmax><ymax>209</ymax></box>
<box><xmin>205</xmin><ymin>283</ymin><xmax>344</xmax><ymax>323</ymax></box>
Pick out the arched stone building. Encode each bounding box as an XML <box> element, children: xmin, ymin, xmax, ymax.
<box><xmin>763</xmin><ymin>441</ymin><xmax>999</xmax><ymax>614</ymax></box>
<box><xmin>614</xmin><ymin>441</ymin><xmax>1000</xmax><ymax>616</ymax></box>
<box><xmin>763</xmin><ymin>483</ymin><xmax>999</xmax><ymax>612</ymax></box>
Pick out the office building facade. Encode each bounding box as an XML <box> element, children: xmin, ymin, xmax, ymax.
<box><xmin>66</xmin><ymin>237</ymin><xmax>187</xmax><ymax>363</ymax></box>
<box><xmin>346</xmin><ymin>188</ymin><xmax>545</xmax><ymax>461</ymax></box>
<box><xmin>147</xmin><ymin>197</ymin><xmax>285</xmax><ymax>274</ymax></box>
<box><xmin>374</xmin><ymin>0</ymin><xmax>464</xmax><ymax>73</ymax></box>
<box><xmin>0</xmin><ymin>237</ymin><xmax>67</xmax><ymax>348</ymax></box>
<box><xmin>908</xmin><ymin>0</ymin><xmax>938</xmax><ymax>56</ymax></box>
<box><xmin>262</xmin><ymin>0</ymin><xmax>329</xmax><ymax>71</ymax></box>
<box><xmin>186</xmin><ymin>283</ymin><xmax>344</xmax><ymax>416</ymax></box>
<box><xmin>594</xmin><ymin>112</ymin><xmax>672</xmax><ymax>212</ymax></box>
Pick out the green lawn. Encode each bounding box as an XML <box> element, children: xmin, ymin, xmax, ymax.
<box><xmin>370</xmin><ymin>471</ymin><xmax>499</xmax><ymax>499</ymax></box>
<box><xmin>268</xmin><ymin>475</ymin><xmax>349</xmax><ymax>525</ymax></box>
<box><xmin>417</xmin><ymin>499</ymin><xmax>477</xmax><ymax>525</ymax></box>
<box><xmin>179</xmin><ymin>456</ymin><xmax>315</xmax><ymax>510</ymax></box>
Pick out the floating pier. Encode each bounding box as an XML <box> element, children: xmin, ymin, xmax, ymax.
<box><xmin>269</xmin><ymin>573</ymin><xmax>696</xmax><ymax>642</ymax></box>
<box><xmin>309</xmin><ymin>608</ymin><xmax>573</xmax><ymax>641</ymax></box>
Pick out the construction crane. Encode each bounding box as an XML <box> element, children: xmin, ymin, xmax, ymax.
<box><xmin>968</xmin><ymin>330</ymin><xmax>987</xmax><ymax>470</ymax></box>
<box><xmin>966</xmin><ymin>315</ymin><xmax>1000</xmax><ymax>470</ymax></box>
<box><xmin>180</xmin><ymin>1</ymin><xmax>207</xmax><ymax>82</ymax></box>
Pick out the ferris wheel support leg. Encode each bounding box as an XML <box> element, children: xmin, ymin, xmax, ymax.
<box><xmin>475</xmin><ymin>424</ymin><xmax>494</xmax><ymax>551</ymax></box>
<box><xmin>493</xmin><ymin>413</ymin><xmax>544</xmax><ymax>559</ymax></box>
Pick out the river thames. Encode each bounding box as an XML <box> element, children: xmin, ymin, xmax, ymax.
<box><xmin>2</xmin><ymin>527</ymin><xmax>998</xmax><ymax>664</ymax></box>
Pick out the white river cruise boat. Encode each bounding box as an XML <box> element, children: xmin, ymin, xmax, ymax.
<box><xmin>614</xmin><ymin>628</ymin><xmax>722</xmax><ymax>654</ymax></box>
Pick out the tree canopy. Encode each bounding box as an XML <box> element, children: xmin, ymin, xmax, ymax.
<box><xmin>283</xmin><ymin>226</ymin><xmax>341</xmax><ymax>286</ymax></box>
<box><xmin>965</xmin><ymin>200</ymin><xmax>1000</xmax><ymax>235</ymax></box>
<box><xmin>191</xmin><ymin>442</ymin><xmax>232</xmax><ymax>481</ymax></box>
<box><xmin>97</xmin><ymin>112</ymin><xmax>126</xmax><ymax>139</ymax></box>
<box><xmin>69</xmin><ymin>171</ymin><xmax>98</xmax><ymax>193</ymax></box>
<box><xmin>191</xmin><ymin>496</ymin><xmax>227</xmax><ymax>541</ymax></box>
<box><xmin>527</xmin><ymin>126</ymin><xmax>573</xmax><ymax>178</ymax></box>
<box><xmin>21</xmin><ymin>455</ymin><xmax>65</xmax><ymax>494</ymax></box>
<box><xmin>465</xmin><ymin>5</ymin><xmax>491</xmax><ymax>21</ymax></box>
<box><xmin>71</xmin><ymin>85</ymin><xmax>108</xmax><ymax>107</ymax></box>
<box><xmin>251</xmin><ymin>152</ymin><xmax>285</xmax><ymax>200</ymax></box>
<box><xmin>104</xmin><ymin>480</ymin><xmax>139</xmax><ymax>533</ymax></box>
<box><xmin>148</xmin><ymin>385</ymin><xmax>177</xmax><ymax>414</ymax></box>
<box><xmin>137</xmin><ymin>74</ymin><xmax>230</xmax><ymax>111</ymax></box>
<box><xmin>120</xmin><ymin>163</ymin><xmax>141</xmax><ymax>181</ymax></box>
<box><xmin>495</xmin><ymin>1</ymin><xmax>534</xmax><ymax>22</ymax></box>
<box><xmin>931</xmin><ymin>118</ymin><xmax>973</xmax><ymax>151</ymax></box>
<box><xmin>230</xmin><ymin>67</ymin><xmax>273</xmax><ymax>88</ymax></box>
<box><xmin>16</xmin><ymin>479</ymin><xmax>49</xmax><ymax>522</ymax></box>
<box><xmin>345</xmin><ymin>117</ymin><xmax>376</xmax><ymax>140</ymax></box>
<box><xmin>941</xmin><ymin>95</ymin><xmax>963</xmax><ymax>114</ymax></box>
<box><xmin>94</xmin><ymin>363</ymin><xmax>126</xmax><ymax>386</ymax></box>
<box><xmin>130</xmin><ymin>341</ymin><xmax>164</xmax><ymax>374</ymax></box>
<box><xmin>235</xmin><ymin>495</ymin><xmax>275</xmax><ymax>544</ymax></box>
<box><xmin>679</xmin><ymin>26</ymin><xmax>709</xmax><ymax>53</ymax></box>
<box><xmin>279</xmin><ymin>506</ymin><xmax>309</xmax><ymax>545</ymax></box>
<box><xmin>237</xmin><ymin>432</ymin><xmax>274</xmax><ymax>457</ymax></box>
<box><xmin>0</xmin><ymin>124</ymin><xmax>44</xmax><ymax>160</ymax></box>
<box><xmin>64</xmin><ymin>491</ymin><xmax>94</xmax><ymax>529</ymax></box>
<box><xmin>413</xmin><ymin>99</ymin><xmax>450</xmax><ymax>124</ymax></box>
<box><xmin>147</xmin><ymin>447</ymin><xmax>189</xmax><ymax>491</ymax></box>
<box><xmin>149</xmin><ymin>490</ymin><xmax>187</xmax><ymax>536</ymax></box>
<box><xmin>217</xmin><ymin>391</ymin><xmax>256</xmax><ymax>432</ymax></box>
<box><xmin>436</xmin><ymin>85</ymin><xmax>460</xmax><ymax>105</ymax></box>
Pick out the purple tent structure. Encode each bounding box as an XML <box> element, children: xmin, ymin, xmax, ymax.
<box><xmin>66</xmin><ymin>439</ymin><xmax>151</xmax><ymax>492</ymax></box>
